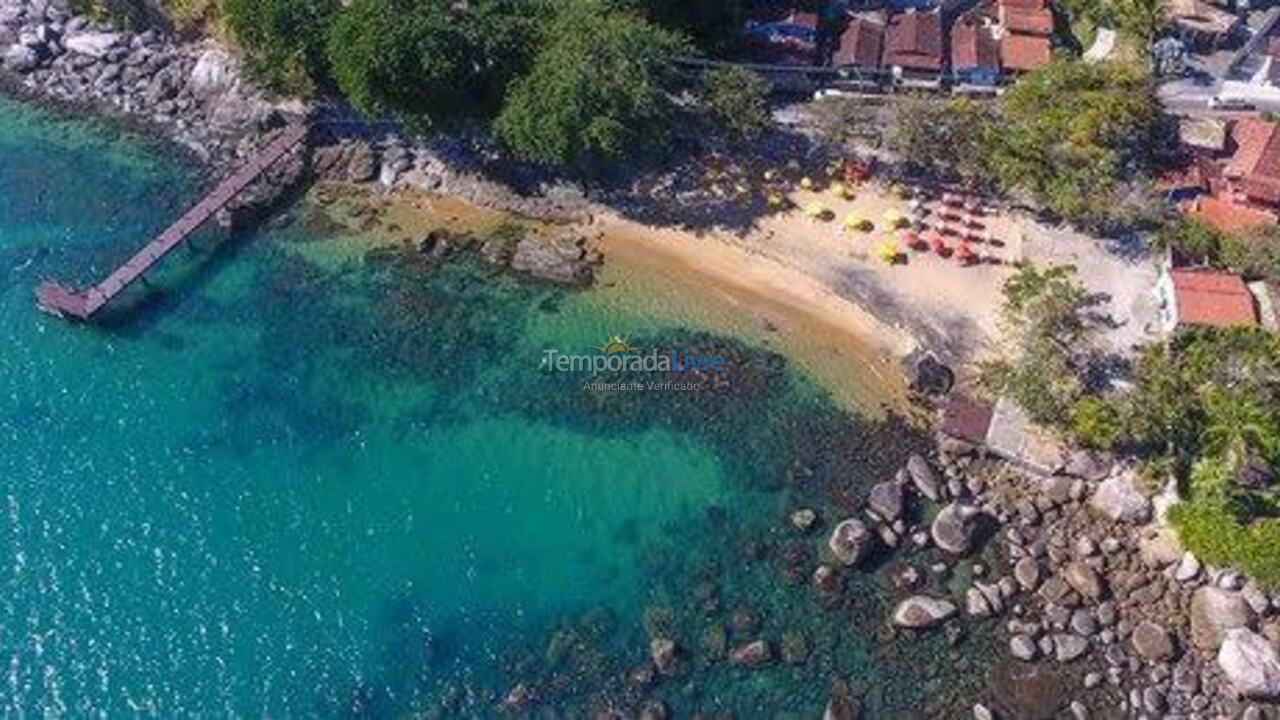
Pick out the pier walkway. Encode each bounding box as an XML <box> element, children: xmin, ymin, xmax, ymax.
<box><xmin>35</xmin><ymin>122</ymin><xmax>309</xmax><ymax>320</ymax></box>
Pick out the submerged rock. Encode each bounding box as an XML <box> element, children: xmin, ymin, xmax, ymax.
<box><xmin>868</xmin><ymin>480</ymin><xmax>904</xmax><ymax>522</ymax></box>
<box><xmin>649</xmin><ymin>637</ymin><xmax>678</xmax><ymax>676</ymax></box>
<box><xmin>828</xmin><ymin>518</ymin><xmax>873</xmax><ymax>566</ymax></box>
<box><xmin>892</xmin><ymin>595</ymin><xmax>957</xmax><ymax>629</ymax></box>
<box><xmin>510</xmin><ymin>232</ymin><xmax>597</xmax><ymax>286</ymax></box>
<box><xmin>729</xmin><ymin>639</ymin><xmax>771</xmax><ymax>667</ymax></box>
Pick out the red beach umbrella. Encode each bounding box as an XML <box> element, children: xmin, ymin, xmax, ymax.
<box><xmin>932</xmin><ymin>235</ymin><xmax>950</xmax><ymax>256</ymax></box>
<box><xmin>957</xmin><ymin>243</ymin><xmax>976</xmax><ymax>264</ymax></box>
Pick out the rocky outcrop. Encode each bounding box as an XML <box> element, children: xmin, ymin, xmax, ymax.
<box><xmin>1218</xmin><ymin>628</ymin><xmax>1280</xmax><ymax>699</ymax></box>
<box><xmin>0</xmin><ymin>0</ymin><xmax>281</xmax><ymax>165</ymax></box>
<box><xmin>906</xmin><ymin>454</ymin><xmax>942</xmax><ymax>501</ymax></box>
<box><xmin>867</xmin><ymin>480</ymin><xmax>904</xmax><ymax>523</ymax></box>
<box><xmin>509</xmin><ymin>232</ymin><xmax>599</xmax><ymax>286</ymax></box>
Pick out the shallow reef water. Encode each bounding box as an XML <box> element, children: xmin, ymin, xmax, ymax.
<box><xmin>0</xmin><ymin>97</ymin><xmax>997</xmax><ymax>718</ymax></box>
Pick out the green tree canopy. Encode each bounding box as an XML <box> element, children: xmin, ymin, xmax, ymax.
<box><xmin>986</xmin><ymin>60</ymin><xmax>1163</xmax><ymax>230</ymax></box>
<box><xmin>701</xmin><ymin>65</ymin><xmax>771</xmax><ymax>145</ymax></box>
<box><xmin>326</xmin><ymin>0</ymin><xmax>541</xmax><ymax>125</ymax></box>
<box><xmin>980</xmin><ymin>264</ymin><xmax>1105</xmax><ymax>426</ymax></box>
<box><xmin>223</xmin><ymin>0</ymin><xmax>339</xmax><ymax>94</ymax></box>
<box><xmin>888</xmin><ymin>97</ymin><xmax>997</xmax><ymax>186</ymax></box>
<box><xmin>494</xmin><ymin>0</ymin><xmax>690</xmax><ymax>172</ymax></box>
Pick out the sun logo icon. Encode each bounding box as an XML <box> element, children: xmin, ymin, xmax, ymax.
<box><xmin>591</xmin><ymin>332</ymin><xmax>639</xmax><ymax>355</ymax></box>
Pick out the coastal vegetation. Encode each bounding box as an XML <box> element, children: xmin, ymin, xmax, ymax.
<box><xmin>1156</xmin><ymin>217</ymin><xmax>1280</xmax><ymax>283</ymax></box>
<box><xmin>985</xmin><ymin>264</ymin><xmax>1280</xmax><ymax>584</ymax></box>
<box><xmin>891</xmin><ymin>59</ymin><xmax>1163</xmax><ymax>232</ymax></box>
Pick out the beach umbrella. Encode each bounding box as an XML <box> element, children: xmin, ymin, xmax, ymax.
<box><xmin>763</xmin><ymin>169</ymin><xmax>778</xmax><ymax>182</ymax></box>
<box><xmin>843</xmin><ymin>212</ymin><xmax>867</xmax><ymax>231</ymax></box>
<box><xmin>768</xmin><ymin>192</ymin><xmax>786</xmax><ymax>209</ymax></box>
<box><xmin>932</xmin><ymin>235</ymin><xmax>950</xmax><ymax>256</ymax></box>
<box><xmin>876</xmin><ymin>238</ymin><xmax>899</xmax><ymax>264</ymax></box>
<box><xmin>800</xmin><ymin>176</ymin><xmax>815</xmax><ymax>190</ymax></box>
<box><xmin>901</xmin><ymin>230</ymin><xmax>923</xmax><ymax>251</ymax></box>
<box><xmin>806</xmin><ymin>202</ymin><xmax>831</xmax><ymax>220</ymax></box>
<box><xmin>957</xmin><ymin>243</ymin><xmax>977</xmax><ymax>265</ymax></box>
<box><xmin>882</xmin><ymin>208</ymin><xmax>905</xmax><ymax>228</ymax></box>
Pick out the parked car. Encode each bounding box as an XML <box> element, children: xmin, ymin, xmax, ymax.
<box><xmin>1209</xmin><ymin>96</ymin><xmax>1257</xmax><ymax>110</ymax></box>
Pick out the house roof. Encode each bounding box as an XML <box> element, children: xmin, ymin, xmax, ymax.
<box><xmin>952</xmin><ymin>15</ymin><xmax>1000</xmax><ymax>70</ymax></box>
<box><xmin>1227</xmin><ymin>118</ymin><xmax>1280</xmax><ymax>204</ymax></box>
<box><xmin>1166</xmin><ymin>0</ymin><xmax>1240</xmax><ymax>35</ymax></box>
<box><xmin>884</xmin><ymin>11</ymin><xmax>944</xmax><ymax>71</ymax></box>
<box><xmin>1000</xmin><ymin>5</ymin><xmax>1055</xmax><ymax>35</ymax></box>
<box><xmin>788</xmin><ymin>11</ymin><xmax>821</xmax><ymax>31</ymax></box>
<box><xmin>1186</xmin><ymin>195</ymin><xmax>1278</xmax><ymax>233</ymax></box>
<box><xmin>1000</xmin><ymin>33</ymin><xmax>1052</xmax><ymax>70</ymax></box>
<box><xmin>1170</xmin><ymin>268</ymin><xmax>1259</xmax><ymax>328</ymax></box>
<box><xmin>834</xmin><ymin>17</ymin><xmax>886</xmax><ymax>68</ymax></box>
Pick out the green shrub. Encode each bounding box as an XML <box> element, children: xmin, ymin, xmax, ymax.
<box><xmin>701</xmin><ymin>66</ymin><xmax>772</xmax><ymax>144</ymax></box>
<box><xmin>1069</xmin><ymin>395</ymin><xmax>1123</xmax><ymax>449</ymax></box>
<box><xmin>1169</xmin><ymin>497</ymin><xmax>1280</xmax><ymax>587</ymax></box>
<box><xmin>222</xmin><ymin>0</ymin><xmax>339</xmax><ymax>95</ymax></box>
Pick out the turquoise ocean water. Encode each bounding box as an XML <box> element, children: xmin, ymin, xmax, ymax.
<box><xmin>0</xmin><ymin>97</ymin><xmax>994</xmax><ymax>718</ymax></box>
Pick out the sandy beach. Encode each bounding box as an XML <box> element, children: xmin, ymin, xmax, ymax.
<box><xmin>301</xmin><ymin>174</ymin><xmax>1161</xmax><ymax>418</ymax></box>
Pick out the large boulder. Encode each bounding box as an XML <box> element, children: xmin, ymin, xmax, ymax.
<box><xmin>828</xmin><ymin>518</ymin><xmax>874</xmax><ymax>566</ymax></box>
<box><xmin>867</xmin><ymin>480</ymin><xmax>904</xmax><ymax>522</ymax></box>
<box><xmin>1191</xmin><ymin>587</ymin><xmax>1256</xmax><ymax>651</ymax></box>
<box><xmin>510</xmin><ymin>233</ymin><xmax>597</xmax><ymax>286</ymax></box>
<box><xmin>892</xmin><ymin>595</ymin><xmax>957</xmax><ymax>629</ymax></box>
<box><xmin>1218</xmin><ymin>628</ymin><xmax>1280</xmax><ymax>700</ymax></box>
<box><xmin>906</xmin><ymin>454</ymin><xmax>942</xmax><ymax>501</ymax></box>
<box><xmin>1089</xmin><ymin>470</ymin><xmax>1151</xmax><ymax>524</ymax></box>
<box><xmin>62</xmin><ymin>30</ymin><xmax>120</xmax><ymax>58</ymax></box>
<box><xmin>1</xmin><ymin>42</ymin><xmax>36</xmax><ymax>71</ymax></box>
<box><xmin>186</xmin><ymin>46</ymin><xmax>240</xmax><ymax>98</ymax></box>
<box><xmin>931</xmin><ymin>502</ymin><xmax>981</xmax><ymax>555</ymax></box>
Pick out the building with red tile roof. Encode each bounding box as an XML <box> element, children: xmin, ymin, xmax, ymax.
<box><xmin>952</xmin><ymin>14</ymin><xmax>1000</xmax><ymax>72</ymax></box>
<box><xmin>1000</xmin><ymin>5</ymin><xmax>1055</xmax><ymax>35</ymax></box>
<box><xmin>1223</xmin><ymin>117</ymin><xmax>1280</xmax><ymax>206</ymax></box>
<box><xmin>1159</xmin><ymin>268</ymin><xmax>1259</xmax><ymax>330</ymax></box>
<box><xmin>1185</xmin><ymin>195</ymin><xmax>1278</xmax><ymax>233</ymax></box>
<box><xmin>833</xmin><ymin>16</ymin><xmax>886</xmax><ymax>69</ymax></box>
<box><xmin>996</xmin><ymin>0</ymin><xmax>1054</xmax><ymax>72</ymax></box>
<box><xmin>1000</xmin><ymin>33</ymin><xmax>1052</xmax><ymax>71</ymax></box>
<box><xmin>884</xmin><ymin>10</ymin><xmax>945</xmax><ymax>73</ymax></box>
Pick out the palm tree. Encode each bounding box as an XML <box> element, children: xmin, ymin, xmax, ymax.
<box><xmin>1200</xmin><ymin>387</ymin><xmax>1280</xmax><ymax>473</ymax></box>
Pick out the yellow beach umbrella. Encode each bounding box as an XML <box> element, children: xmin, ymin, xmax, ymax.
<box><xmin>767</xmin><ymin>192</ymin><xmax>786</xmax><ymax>209</ymax></box>
<box><xmin>763</xmin><ymin>169</ymin><xmax>777</xmax><ymax>182</ymax></box>
<box><xmin>882</xmin><ymin>208</ymin><xmax>904</xmax><ymax>228</ymax></box>
<box><xmin>877</xmin><ymin>238</ymin><xmax>899</xmax><ymax>264</ymax></box>
<box><xmin>800</xmin><ymin>176</ymin><xmax>814</xmax><ymax>190</ymax></box>
<box><xmin>838</xmin><ymin>183</ymin><xmax>857</xmax><ymax>200</ymax></box>
<box><xmin>806</xmin><ymin>202</ymin><xmax>831</xmax><ymax>220</ymax></box>
<box><xmin>843</xmin><ymin>213</ymin><xmax>868</xmax><ymax>231</ymax></box>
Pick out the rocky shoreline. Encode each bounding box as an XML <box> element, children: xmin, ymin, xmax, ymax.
<box><xmin>803</xmin><ymin>438</ymin><xmax>1280</xmax><ymax>719</ymax></box>
<box><xmin>7</xmin><ymin>3</ymin><xmax>1280</xmax><ymax>718</ymax></box>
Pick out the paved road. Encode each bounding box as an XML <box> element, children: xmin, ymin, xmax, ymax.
<box><xmin>1158</xmin><ymin>77</ymin><xmax>1280</xmax><ymax>116</ymax></box>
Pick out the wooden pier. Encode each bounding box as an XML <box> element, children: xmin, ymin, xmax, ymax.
<box><xmin>35</xmin><ymin>122</ymin><xmax>310</xmax><ymax>320</ymax></box>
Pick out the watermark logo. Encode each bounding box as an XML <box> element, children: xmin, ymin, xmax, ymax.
<box><xmin>590</xmin><ymin>332</ymin><xmax>639</xmax><ymax>356</ymax></box>
<box><xmin>540</xmin><ymin>331</ymin><xmax>729</xmax><ymax>392</ymax></box>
